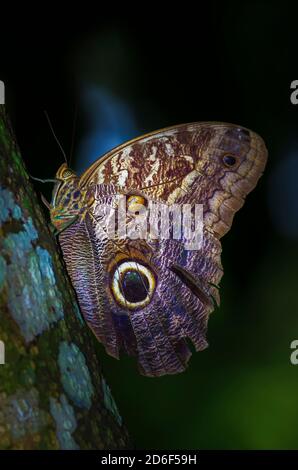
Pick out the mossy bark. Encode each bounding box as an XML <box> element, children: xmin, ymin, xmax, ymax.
<box><xmin>0</xmin><ymin>105</ymin><xmax>131</xmax><ymax>450</ymax></box>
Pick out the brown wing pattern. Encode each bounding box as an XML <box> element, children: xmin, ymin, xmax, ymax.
<box><xmin>55</xmin><ymin>122</ymin><xmax>267</xmax><ymax>376</ymax></box>
<box><xmin>80</xmin><ymin>122</ymin><xmax>267</xmax><ymax>238</ymax></box>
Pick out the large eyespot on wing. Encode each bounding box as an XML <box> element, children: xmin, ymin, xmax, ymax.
<box><xmin>111</xmin><ymin>260</ymin><xmax>156</xmax><ymax>309</ymax></box>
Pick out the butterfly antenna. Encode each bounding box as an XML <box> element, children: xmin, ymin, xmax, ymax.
<box><xmin>44</xmin><ymin>110</ymin><xmax>68</xmax><ymax>165</ymax></box>
<box><xmin>30</xmin><ymin>175</ymin><xmax>60</xmax><ymax>184</ymax></box>
<box><xmin>40</xmin><ymin>193</ymin><xmax>51</xmax><ymax>210</ymax></box>
<box><xmin>69</xmin><ymin>102</ymin><xmax>78</xmax><ymax>169</ymax></box>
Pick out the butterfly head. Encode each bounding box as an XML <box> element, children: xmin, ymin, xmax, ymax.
<box><xmin>55</xmin><ymin>162</ymin><xmax>77</xmax><ymax>181</ymax></box>
<box><xmin>50</xmin><ymin>163</ymin><xmax>93</xmax><ymax>232</ymax></box>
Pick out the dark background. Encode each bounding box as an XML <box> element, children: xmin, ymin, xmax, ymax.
<box><xmin>1</xmin><ymin>1</ymin><xmax>298</xmax><ymax>449</ymax></box>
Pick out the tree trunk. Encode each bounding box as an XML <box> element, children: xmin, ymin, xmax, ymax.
<box><xmin>0</xmin><ymin>105</ymin><xmax>131</xmax><ymax>450</ymax></box>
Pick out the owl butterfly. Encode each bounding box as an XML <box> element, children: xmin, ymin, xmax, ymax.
<box><xmin>50</xmin><ymin>122</ymin><xmax>267</xmax><ymax>377</ymax></box>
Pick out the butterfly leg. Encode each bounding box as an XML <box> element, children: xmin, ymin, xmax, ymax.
<box><xmin>51</xmin><ymin>215</ymin><xmax>79</xmax><ymax>237</ymax></box>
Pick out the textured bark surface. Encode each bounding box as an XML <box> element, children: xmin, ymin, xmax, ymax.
<box><xmin>0</xmin><ymin>105</ymin><xmax>131</xmax><ymax>449</ymax></box>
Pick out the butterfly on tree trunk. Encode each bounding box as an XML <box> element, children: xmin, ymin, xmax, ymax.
<box><xmin>49</xmin><ymin>122</ymin><xmax>267</xmax><ymax>377</ymax></box>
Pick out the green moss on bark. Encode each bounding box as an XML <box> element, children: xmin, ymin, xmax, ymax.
<box><xmin>0</xmin><ymin>105</ymin><xmax>131</xmax><ymax>450</ymax></box>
